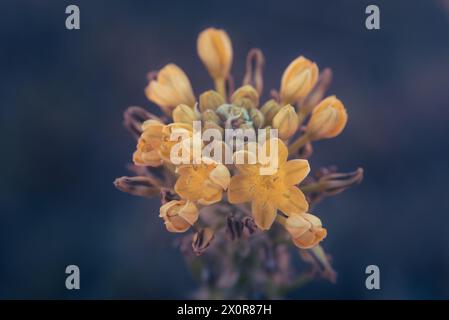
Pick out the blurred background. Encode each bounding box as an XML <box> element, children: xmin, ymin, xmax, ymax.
<box><xmin>1</xmin><ymin>0</ymin><xmax>449</xmax><ymax>299</ymax></box>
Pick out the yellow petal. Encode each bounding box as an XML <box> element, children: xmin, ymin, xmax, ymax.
<box><xmin>284</xmin><ymin>159</ymin><xmax>310</xmax><ymax>185</ymax></box>
<box><xmin>251</xmin><ymin>198</ymin><xmax>277</xmax><ymax>230</ymax></box>
<box><xmin>209</xmin><ymin>164</ymin><xmax>231</xmax><ymax>190</ymax></box>
<box><xmin>277</xmin><ymin>186</ymin><xmax>309</xmax><ymax>215</ymax></box>
<box><xmin>228</xmin><ymin>175</ymin><xmax>255</xmax><ymax>204</ymax></box>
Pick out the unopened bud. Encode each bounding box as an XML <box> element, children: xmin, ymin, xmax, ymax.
<box><xmin>260</xmin><ymin>99</ymin><xmax>282</xmax><ymax>125</ymax></box>
<box><xmin>199</xmin><ymin>90</ymin><xmax>225</xmax><ymax>112</ymax></box>
<box><xmin>272</xmin><ymin>104</ymin><xmax>299</xmax><ymax>140</ymax></box>
<box><xmin>231</xmin><ymin>85</ymin><xmax>259</xmax><ymax>109</ymax></box>
<box><xmin>306</xmin><ymin>96</ymin><xmax>347</xmax><ymax>140</ymax></box>
<box><xmin>249</xmin><ymin>108</ymin><xmax>265</xmax><ymax>128</ymax></box>
<box><xmin>172</xmin><ymin>104</ymin><xmax>198</xmax><ymax>124</ymax></box>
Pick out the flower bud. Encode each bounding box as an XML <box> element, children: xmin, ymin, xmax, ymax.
<box><xmin>280</xmin><ymin>56</ymin><xmax>319</xmax><ymax>104</ymax></box>
<box><xmin>145</xmin><ymin>64</ymin><xmax>195</xmax><ymax>114</ymax></box>
<box><xmin>197</xmin><ymin>28</ymin><xmax>233</xmax><ymax>80</ymax></box>
<box><xmin>199</xmin><ymin>90</ymin><xmax>225</xmax><ymax>112</ymax></box>
<box><xmin>306</xmin><ymin>96</ymin><xmax>347</xmax><ymax>140</ymax></box>
<box><xmin>123</xmin><ymin>106</ymin><xmax>162</xmax><ymax>139</ymax></box>
<box><xmin>231</xmin><ymin>85</ymin><xmax>259</xmax><ymax>109</ymax></box>
<box><xmin>192</xmin><ymin>228</ymin><xmax>215</xmax><ymax>255</ymax></box>
<box><xmin>260</xmin><ymin>99</ymin><xmax>282</xmax><ymax>125</ymax></box>
<box><xmin>271</xmin><ymin>104</ymin><xmax>299</xmax><ymax>140</ymax></box>
<box><xmin>159</xmin><ymin>200</ymin><xmax>199</xmax><ymax>233</ymax></box>
<box><xmin>285</xmin><ymin>213</ymin><xmax>327</xmax><ymax>249</ymax></box>
<box><xmin>172</xmin><ymin>104</ymin><xmax>198</xmax><ymax>124</ymax></box>
<box><xmin>249</xmin><ymin>108</ymin><xmax>265</xmax><ymax>129</ymax></box>
<box><xmin>202</xmin><ymin>109</ymin><xmax>221</xmax><ymax>124</ymax></box>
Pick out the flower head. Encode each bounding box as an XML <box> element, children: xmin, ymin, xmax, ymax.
<box><xmin>145</xmin><ymin>64</ymin><xmax>196</xmax><ymax>115</ymax></box>
<box><xmin>284</xmin><ymin>213</ymin><xmax>327</xmax><ymax>249</ymax></box>
<box><xmin>159</xmin><ymin>200</ymin><xmax>199</xmax><ymax>233</ymax></box>
<box><xmin>228</xmin><ymin>138</ymin><xmax>310</xmax><ymax>230</ymax></box>
<box><xmin>175</xmin><ymin>158</ymin><xmax>230</xmax><ymax>205</ymax></box>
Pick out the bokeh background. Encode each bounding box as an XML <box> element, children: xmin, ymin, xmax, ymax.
<box><xmin>1</xmin><ymin>0</ymin><xmax>449</xmax><ymax>299</ymax></box>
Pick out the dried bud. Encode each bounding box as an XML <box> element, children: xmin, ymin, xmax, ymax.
<box><xmin>280</xmin><ymin>56</ymin><xmax>319</xmax><ymax>105</ymax></box>
<box><xmin>192</xmin><ymin>228</ymin><xmax>215</xmax><ymax>255</ymax></box>
<box><xmin>172</xmin><ymin>104</ymin><xmax>198</xmax><ymax>124</ymax></box>
<box><xmin>145</xmin><ymin>64</ymin><xmax>196</xmax><ymax>115</ymax></box>
<box><xmin>123</xmin><ymin>106</ymin><xmax>162</xmax><ymax>139</ymax></box>
<box><xmin>231</xmin><ymin>85</ymin><xmax>259</xmax><ymax>109</ymax></box>
<box><xmin>242</xmin><ymin>48</ymin><xmax>264</xmax><ymax>95</ymax></box>
<box><xmin>242</xmin><ymin>216</ymin><xmax>259</xmax><ymax>236</ymax></box>
<box><xmin>249</xmin><ymin>108</ymin><xmax>265</xmax><ymax>129</ymax></box>
<box><xmin>285</xmin><ymin>213</ymin><xmax>327</xmax><ymax>249</ymax></box>
<box><xmin>306</xmin><ymin>96</ymin><xmax>347</xmax><ymax>140</ymax></box>
<box><xmin>159</xmin><ymin>200</ymin><xmax>198</xmax><ymax>233</ymax></box>
<box><xmin>226</xmin><ymin>215</ymin><xmax>244</xmax><ymax>241</ymax></box>
<box><xmin>113</xmin><ymin>176</ymin><xmax>161</xmax><ymax>198</ymax></box>
<box><xmin>272</xmin><ymin>104</ymin><xmax>299</xmax><ymax>140</ymax></box>
<box><xmin>197</xmin><ymin>28</ymin><xmax>233</xmax><ymax>80</ymax></box>
<box><xmin>318</xmin><ymin>168</ymin><xmax>364</xmax><ymax>196</ymax></box>
<box><xmin>260</xmin><ymin>99</ymin><xmax>282</xmax><ymax>125</ymax></box>
<box><xmin>199</xmin><ymin>90</ymin><xmax>225</xmax><ymax>112</ymax></box>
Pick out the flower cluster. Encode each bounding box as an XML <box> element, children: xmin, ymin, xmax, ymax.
<box><xmin>115</xmin><ymin>28</ymin><xmax>362</xmax><ymax>260</ymax></box>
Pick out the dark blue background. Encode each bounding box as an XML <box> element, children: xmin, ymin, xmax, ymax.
<box><xmin>1</xmin><ymin>0</ymin><xmax>449</xmax><ymax>299</ymax></box>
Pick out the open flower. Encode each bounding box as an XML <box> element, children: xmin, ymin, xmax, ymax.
<box><xmin>159</xmin><ymin>122</ymin><xmax>193</xmax><ymax>162</ymax></box>
<box><xmin>280</xmin><ymin>56</ymin><xmax>318</xmax><ymax>105</ymax></box>
<box><xmin>284</xmin><ymin>213</ymin><xmax>327</xmax><ymax>249</ymax></box>
<box><xmin>175</xmin><ymin>158</ymin><xmax>231</xmax><ymax>205</ymax></box>
<box><xmin>133</xmin><ymin>119</ymin><xmax>164</xmax><ymax>167</ymax></box>
<box><xmin>306</xmin><ymin>95</ymin><xmax>347</xmax><ymax>140</ymax></box>
<box><xmin>228</xmin><ymin>138</ymin><xmax>310</xmax><ymax>230</ymax></box>
<box><xmin>159</xmin><ymin>200</ymin><xmax>199</xmax><ymax>233</ymax></box>
<box><xmin>145</xmin><ymin>64</ymin><xmax>196</xmax><ymax>115</ymax></box>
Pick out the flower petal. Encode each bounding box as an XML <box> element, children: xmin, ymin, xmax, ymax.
<box><xmin>228</xmin><ymin>175</ymin><xmax>255</xmax><ymax>204</ymax></box>
<box><xmin>277</xmin><ymin>186</ymin><xmax>309</xmax><ymax>215</ymax></box>
<box><xmin>251</xmin><ymin>198</ymin><xmax>276</xmax><ymax>230</ymax></box>
<box><xmin>284</xmin><ymin>159</ymin><xmax>310</xmax><ymax>185</ymax></box>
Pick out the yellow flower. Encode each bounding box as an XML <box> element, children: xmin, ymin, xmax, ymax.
<box><xmin>272</xmin><ymin>104</ymin><xmax>299</xmax><ymax>140</ymax></box>
<box><xmin>284</xmin><ymin>213</ymin><xmax>327</xmax><ymax>249</ymax></box>
<box><xmin>306</xmin><ymin>95</ymin><xmax>347</xmax><ymax>140</ymax></box>
<box><xmin>159</xmin><ymin>200</ymin><xmax>199</xmax><ymax>233</ymax></box>
<box><xmin>175</xmin><ymin>158</ymin><xmax>230</xmax><ymax>205</ymax></box>
<box><xmin>159</xmin><ymin>122</ymin><xmax>193</xmax><ymax>162</ymax></box>
<box><xmin>197</xmin><ymin>28</ymin><xmax>233</xmax><ymax>81</ymax></box>
<box><xmin>133</xmin><ymin>119</ymin><xmax>164</xmax><ymax>167</ymax></box>
<box><xmin>172</xmin><ymin>104</ymin><xmax>199</xmax><ymax>124</ymax></box>
<box><xmin>228</xmin><ymin>138</ymin><xmax>310</xmax><ymax>230</ymax></box>
<box><xmin>280</xmin><ymin>56</ymin><xmax>318</xmax><ymax>105</ymax></box>
<box><xmin>145</xmin><ymin>64</ymin><xmax>195</xmax><ymax>114</ymax></box>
